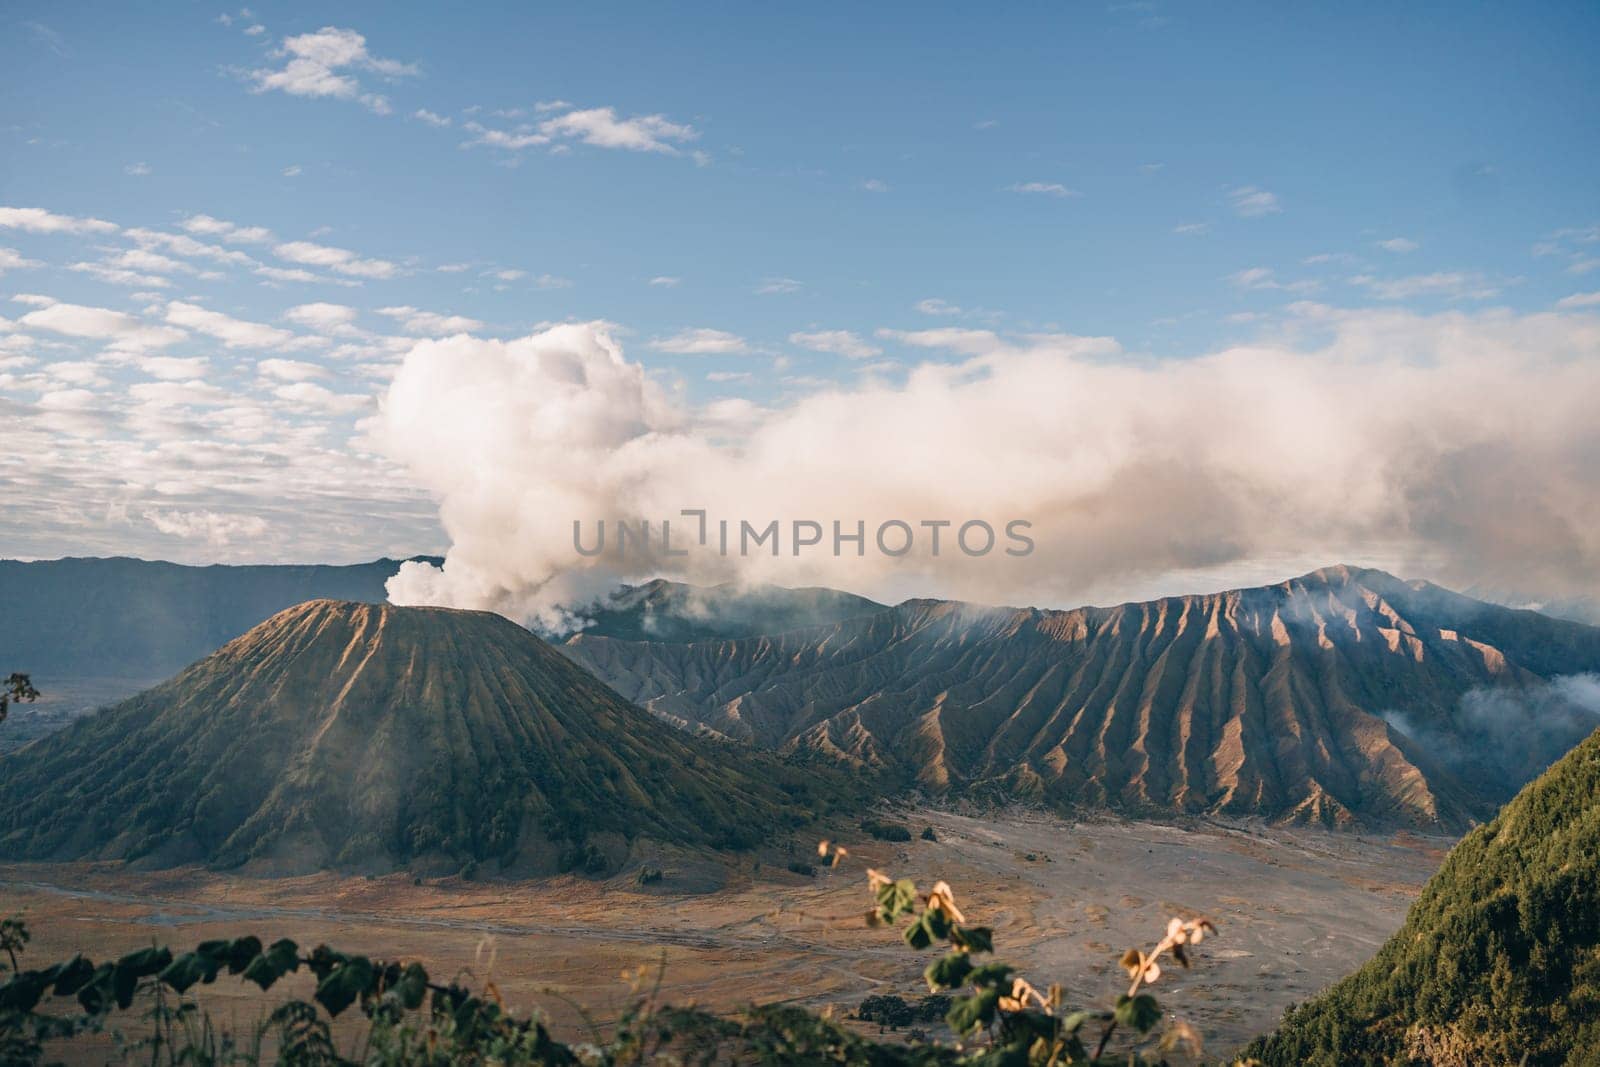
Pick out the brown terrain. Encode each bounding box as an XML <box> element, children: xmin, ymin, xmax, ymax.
<box><xmin>567</xmin><ymin>566</ymin><xmax>1600</xmax><ymax>829</ymax></box>
<box><xmin>1</xmin><ymin>808</ymin><xmax>1449</xmax><ymax>1063</ymax></box>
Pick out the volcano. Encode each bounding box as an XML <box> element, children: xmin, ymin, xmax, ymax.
<box><xmin>0</xmin><ymin>600</ymin><xmax>845</xmax><ymax>872</ymax></box>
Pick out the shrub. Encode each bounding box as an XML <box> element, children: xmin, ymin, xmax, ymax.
<box><xmin>861</xmin><ymin>818</ymin><xmax>912</xmax><ymax>842</ymax></box>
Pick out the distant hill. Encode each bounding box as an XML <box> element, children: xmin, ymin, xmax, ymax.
<box><xmin>0</xmin><ymin>556</ymin><xmax>437</xmax><ymax>680</ymax></box>
<box><xmin>563</xmin><ymin>577</ymin><xmax>885</xmax><ymax>642</ymax></box>
<box><xmin>565</xmin><ymin>566</ymin><xmax>1600</xmax><ymax>829</ymax></box>
<box><xmin>1244</xmin><ymin>725</ymin><xmax>1600</xmax><ymax>1064</ymax></box>
<box><xmin>0</xmin><ymin>600</ymin><xmax>849</xmax><ymax>873</ymax></box>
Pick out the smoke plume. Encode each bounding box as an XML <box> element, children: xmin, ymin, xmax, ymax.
<box><xmin>367</xmin><ymin>304</ymin><xmax>1600</xmax><ymax>627</ymax></box>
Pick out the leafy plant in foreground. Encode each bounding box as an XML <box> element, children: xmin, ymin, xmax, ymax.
<box><xmin>828</xmin><ymin>836</ymin><xmax>1217</xmax><ymax>1065</ymax></box>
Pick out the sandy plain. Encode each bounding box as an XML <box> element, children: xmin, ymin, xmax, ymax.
<box><xmin>0</xmin><ymin>807</ymin><xmax>1449</xmax><ymax>1063</ymax></box>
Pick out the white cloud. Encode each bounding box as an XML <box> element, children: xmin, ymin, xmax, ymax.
<box><xmin>0</xmin><ymin>248</ymin><xmax>41</xmax><ymax>273</ymax></box>
<box><xmin>860</xmin><ymin>179</ymin><xmax>890</xmax><ymax>192</ymax></box>
<box><xmin>538</xmin><ymin>106</ymin><xmax>698</xmax><ymax>153</ymax></box>
<box><xmin>915</xmin><ymin>298</ymin><xmax>962</xmax><ymax>316</ymax></box>
<box><xmin>461</xmin><ymin>122</ymin><xmax>550</xmax><ymax>151</ymax></box>
<box><xmin>755</xmin><ymin>277</ymin><xmax>802</xmax><ymax>295</ymax></box>
<box><xmin>649</xmin><ymin>328</ymin><xmax>749</xmax><ymax>355</ymax></box>
<box><xmin>373</xmin><ymin>307</ymin><xmax>1600</xmax><ymax>627</ymax></box>
<box><xmin>124</xmin><ymin>162</ymin><xmax>152</xmax><ymax>177</ymax></box>
<box><xmin>180</xmin><ymin>214</ymin><xmax>273</xmax><ymax>244</ymax></box>
<box><xmin>45</xmin><ymin>360</ymin><xmax>109</xmax><ymax>387</ymax></box>
<box><xmin>789</xmin><ymin>329</ymin><xmax>881</xmax><ymax>360</ymax></box>
<box><xmin>256</xmin><ymin>265</ymin><xmax>342</xmax><ymax>285</ymax></box>
<box><xmin>1227</xmin><ymin>185</ymin><xmax>1281</xmax><ymax>217</ymax></box>
<box><xmin>247</xmin><ymin>26</ymin><xmax>416</xmax><ymax>114</ymax></box>
<box><xmin>412</xmin><ymin>108</ymin><xmax>452</xmax><ymax>127</ymax></box>
<box><xmin>137</xmin><ymin>355</ymin><xmax>211</xmax><ymax>380</ymax></box>
<box><xmin>284</xmin><ymin>302</ymin><xmax>360</xmax><ymax>332</ymax></box>
<box><xmin>257</xmin><ymin>357</ymin><xmax>330</xmax><ymax>381</ymax></box>
<box><xmin>17</xmin><ymin>299</ymin><xmax>186</xmax><ymax>351</ymax></box>
<box><xmin>0</xmin><ymin>206</ymin><xmax>118</xmax><ymax>235</ymax></box>
<box><xmin>1227</xmin><ymin>267</ymin><xmax>1320</xmax><ymax>293</ymax></box>
<box><xmin>1350</xmin><ymin>272</ymin><xmax>1500</xmax><ymax>301</ymax></box>
<box><xmin>273</xmin><ymin>380</ymin><xmax>370</xmax><ymax>414</ymax></box>
<box><xmin>146</xmin><ymin>508</ymin><xmax>268</xmax><ymax>545</ymax></box>
<box><xmin>164</xmin><ymin>300</ymin><xmax>297</xmax><ymax>348</ymax></box>
<box><xmin>274</xmin><ymin>239</ymin><xmax>399</xmax><ymax>279</ymax></box>
<box><xmin>1378</xmin><ymin>237</ymin><xmax>1420</xmax><ymax>253</ymax></box>
<box><xmin>463</xmin><ymin>104</ymin><xmax>699</xmax><ymax>155</ymax></box>
<box><xmin>377</xmin><ymin>305</ymin><xmax>484</xmax><ymax>336</ymax></box>
<box><xmin>1555</xmin><ymin>291</ymin><xmax>1600</xmax><ymax>309</ymax></box>
<box><xmin>68</xmin><ymin>261</ymin><xmax>172</xmax><ymax>288</ymax></box>
<box><xmin>1007</xmin><ymin>182</ymin><xmax>1078</xmax><ymax>198</ymax></box>
<box><xmin>1173</xmin><ymin>222</ymin><xmax>1211</xmax><ymax>236</ymax></box>
<box><xmin>124</xmin><ymin>228</ymin><xmax>254</xmax><ymax>265</ymax></box>
<box><xmin>648</xmin><ymin>276</ymin><xmax>681</xmax><ymax>288</ymax></box>
<box><xmin>129</xmin><ymin>378</ymin><xmax>230</xmax><ymax>407</ymax></box>
<box><xmin>283</xmin><ymin>165</ymin><xmax>303</xmax><ymax>178</ymax></box>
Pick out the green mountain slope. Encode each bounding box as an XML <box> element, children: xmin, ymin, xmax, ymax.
<box><xmin>0</xmin><ymin>600</ymin><xmax>852</xmax><ymax>873</ymax></box>
<box><xmin>1243</xmin><ymin>726</ymin><xmax>1600</xmax><ymax>1065</ymax></box>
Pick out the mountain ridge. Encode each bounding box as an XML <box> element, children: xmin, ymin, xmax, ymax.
<box><xmin>564</xmin><ymin>566</ymin><xmax>1600</xmax><ymax>829</ymax></box>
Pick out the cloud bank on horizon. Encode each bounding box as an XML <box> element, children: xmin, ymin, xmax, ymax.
<box><xmin>372</xmin><ymin>306</ymin><xmax>1600</xmax><ymax>627</ymax></box>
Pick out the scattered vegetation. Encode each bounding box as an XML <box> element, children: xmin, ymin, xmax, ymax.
<box><xmin>1</xmin><ymin>834</ymin><xmax>1223</xmax><ymax>1065</ymax></box>
<box><xmin>856</xmin><ymin>993</ymin><xmax>952</xmax><ymax>1030</ymax></box>
<box><xmin>921</xmin><ymin>826</ymin><xmax>938</xmax><ymax>842</ymax></box>
<box><xmin>635</xmin><ymin>866</ymin><xmax>663</xmax><ymax>886</ymax></box>
<box><xmin>861</xmin><ymin>818</ymin><xmax>913</xmax><ymax>843</ymax></box>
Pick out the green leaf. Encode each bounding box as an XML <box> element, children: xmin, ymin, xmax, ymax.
<box><xmin>314</xmin><ymin>957</ymin><xmax>376</xmax><ymax>1017</ymax></box>
<box><xmin>945</xmin><ymin>987</ymin><xmax>1002</xmax><ymax>1036</ymax></box>
<box><xmin>1059</xmin><ymin>1009</ymin><xmax>1105</xmax><ymax>1033</ymax></box>
<box><xmin>876</xmin><ymin>878</ymin><xmax>918</xmax><ymax>923</ymax></box>
<box><xmin>224</xmin><ymin>936</ymin><xmax>263</xmax><ymax>975</ymax></box>
<box><xmin>393</xmin><ymin>962</ymin><xmax>429</xmax><ymax>1011</ymax></box>
<box><xmin>111</xmin><ymin>964</ymin><xmax>140</xmax><ymax>1010</ymax></box>
<box><xmin>903</xmin><ymin>912</ymin><xmax>941</xmax><ymax>950</ymax></box>
<box><xmin>0</xmin><ymin>972</ymin><xmax>47</xmax><ymax>1014</ymax></box>
<box><xmin>924</xmin><ymin>951</ymin><xmax>975</xmax><ymax>991</ymax></box>
<box><xmin>951</xmin><ymin>925</ymin><xmax>994</xmax><ymax>953</ymax></box>
<box><xmin>1114</xmin><ymin>992</ymin><xmax>1162</xmax><ymax>1034</ymax></box>
<box><xmin>75</xmin><ymin>964</ymin><xmax>115</xmax><ymax>1015</ymax></box>
<box><xmin>241</xmin><ymin>954</ymin><xmax>283</xmax><ymax>992</ymax></box>
<box><xmin>115</xmin><ymin>947</ymin><xmax>172</xmax><ymax>979</ymax></box>
<box><xmin>47</xmin><ymin>955</ymin><xmax>94</xmax><ymax>996</ymax></box>
<box><xmin>968</xmin><ymin>963</ymin><xmax>1015</xmax><ymax>990</ymax></box>
<box><xmin>159</xmin><ymin>952</ymin><xmax>216</xmax><ymax>995</ymax></box>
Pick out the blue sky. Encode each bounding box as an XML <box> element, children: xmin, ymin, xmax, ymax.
<box><xmin>2</xmin><ymin>3</ymin><xmax>1599</xmax><ymax>611</ymax></box>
